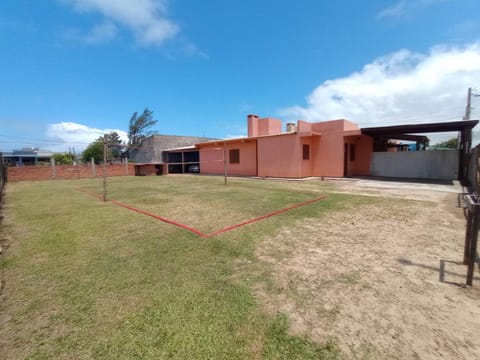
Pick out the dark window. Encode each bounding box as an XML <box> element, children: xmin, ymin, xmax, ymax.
<box><xmin>349</xmin><ymin>144</ymin><xmax>356</xmax><ymax>161</ymax></box>
<box><xmin>302</xmin><ymin>144</ymin><xmax>310</xmax><ymax>160</ymax></box>
<box><xmin>229</xmin><ymin>149</ymin><xmax>240</xmax><ymax>164</ymax></box>
<box><xmin>168</xmin><ymin>152</ymin><xmax>182</xmax><ymax>163</ymax></box>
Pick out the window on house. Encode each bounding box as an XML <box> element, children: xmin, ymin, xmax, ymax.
<box><xmin>302</xmin><ymin>144</ymin><xmax>310</xmax><ymax>160</ymax></box>
<box><xmin>229</xmin><ymin>149</ymin><xmax>240</xmax><ymax>164</ymax></box>
<box><xmin>349</xmin><ymin>144</ymin><xmax>356</xmax><ymax>161</ymax></box>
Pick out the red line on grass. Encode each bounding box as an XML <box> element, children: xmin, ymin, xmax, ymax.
<box><xmin>76</xmin><ymin>188</ymin><xmax>328</xmax><ymax>238</ymax></box>
<box><xmin>109</xmin><ymin>199</ymin><xmax>207</xmax><ymax>237</ymax></box>
<box><xmin>77</xmin><ymin>188</ymin><xmax>104</xmax><ymax>200</ymax></box>
<box><xmin>203</xmin><ymin>195</ymin><xmax>329</xmax><ymax>238</ymax></box>
<box><xmin>76</xmin><ymin>188</ymin><xmax>207</xmax><ymax>237</ymax></box>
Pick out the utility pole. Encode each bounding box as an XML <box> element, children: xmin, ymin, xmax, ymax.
<box><xmin>464</xmin><ymin>87</ymin><xmax>472</xmax><ymax>121</ymax></box>
<box><xmin>103</xmin><ymin>134</ymin><xmax>107</xmax><ymax>202</ymax></box>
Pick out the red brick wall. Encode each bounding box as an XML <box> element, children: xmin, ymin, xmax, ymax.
<box><xmin>7</xmin><ymin>163</ymin><xmax>135</xmax><ymax>182</ymax></box>
<box><xmin>134</xmin><ymin>164</ymin><xmax>162</xmax><ymax>176</ymax></box>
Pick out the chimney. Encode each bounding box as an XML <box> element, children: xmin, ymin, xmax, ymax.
<box><xmin>286</xmin><ymin>123</ymin><xmax>296</xmax><ymax>132</ymax></box>
<box><xmin>247</xmin><ymin>114</ymin><xmax>260</xmax><ymax>137</ymax></box>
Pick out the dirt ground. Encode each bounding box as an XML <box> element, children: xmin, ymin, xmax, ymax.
<box><xmin>255</xmin><ymin>178</ymin><xmax>480</xmax><ymax>360</ymax></box>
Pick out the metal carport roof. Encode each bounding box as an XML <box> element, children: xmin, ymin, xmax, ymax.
<box><xmin>361</xmin><ymin>120</ymin><xmax>479</xmax><ymax>136</ymax></box>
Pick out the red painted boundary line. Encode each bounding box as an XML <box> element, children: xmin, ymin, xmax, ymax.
<box><xmin>76</xmin><ymin>188</ymin><xmax>206</xmax><ymax>237</ymax></box>
<box><xmin>77</xmin><ymin>188</ymin><xmax>104</xmax><ymax>200</ymax></box>
<box><xmin>204</xmin><ymin>194</ymin><xmax>329</xmax><ymax>238</ymax></box>
<box><xmin>76</xmin><ymin>188</ymin><xmax>328</xmax><ymax>238</ymax></box>
<box><xmin>109</xmin><ymin>199</ymin><xmax>207</xmax><ymax>237</ymax></box>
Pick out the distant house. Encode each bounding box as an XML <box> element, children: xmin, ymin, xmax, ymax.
<box><xmin>3</xmin><ymin>148</ymin><xmax>54</xmax><ymax>166</ymax></box>
<box><xmin>130</xmin><ymin>134</ymin><xmax>216</xmax><ymax>175</ymax></box>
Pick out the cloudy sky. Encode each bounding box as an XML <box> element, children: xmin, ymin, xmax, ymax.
<box><xmin>1</xmin><ymin>0</ymin><xmax>480</xmax><ymax>152</ymax></box>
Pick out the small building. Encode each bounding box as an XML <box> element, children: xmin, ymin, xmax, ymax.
<box><xmin>131</xmin><ymin>134</ymin><xmax>215</xmax><ymax>176</ymax></box>
<box><xmin>3</xmin><ymin>148</ymin><xmax>54</xmax><ymax>166</ymax></box>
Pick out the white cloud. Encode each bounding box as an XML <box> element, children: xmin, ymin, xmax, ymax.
<box><xmin>83</xmin><ymin>20</ymin><xmax>117</xmax><ymax>44</ymax></box>
<box><xmin>65</xmin><ymin>0</ymin><xmax>179</xmax><ymax>45</ymax></box>
<box><xmin>377</xmin><ymin>1</ymin><xmax>408</xmax><ymax>19</ymax></box>
<box><xmin>280</xmin><ymin>43</ymin><xmax>480</xmax><ymax>139</ymax></box>
<box><xmin>46</xmin><ymin>122</ymin><xmax>128</xmax><ymax>152</ymax></box>
<box><xmin>377</xmin><ymin>0</ymin><xmax>451</xmax><ymax>19</ymax></box>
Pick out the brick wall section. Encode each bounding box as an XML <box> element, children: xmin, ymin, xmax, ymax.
<box><xmin>134</xmin><ymin>164</ymin><xmax>164</xmax><ymax>176</ymax></box>
<box><xmin>7</xmin><ymin>163</ymin><xmax>135</xmax><ymax>182</ymax></box>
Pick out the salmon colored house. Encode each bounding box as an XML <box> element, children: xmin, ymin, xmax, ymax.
<box><xmin>195</xmin><ymin>114</ymin><xmax>373</xmax><ymax>178</ymax></box>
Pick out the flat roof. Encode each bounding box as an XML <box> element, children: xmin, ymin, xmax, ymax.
<box><xmin>163</xmin><ymin>145</ymin><xmax>197</xmax><ymax>152</ymax></box>
<box><xmin>195</xmin><ymin>131</ymin><xmax>296</xmax><ymax>147</ymax></box>
<box><xmin>361</xmin><ymin>120</ymin><xmax>479</xmax><ymax>136</ymax></box>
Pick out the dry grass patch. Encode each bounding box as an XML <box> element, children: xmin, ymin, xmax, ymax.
<box><xmin>255</xmin><ymin>192</ymin><xmax>480</xmax><ymax>360</ymax></box>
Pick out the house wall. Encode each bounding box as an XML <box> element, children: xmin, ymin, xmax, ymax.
<box><xmin>344</xmin><ymin>135</ymin><xmax>373</xmax><ymax>176</ymax></box>
<box><xmin>199</xmin><ymin>147</ymin><xmax>224</xmax><ymax>174</ymax></box>
<box><xmin>311</xmin><ymin>133</ymin><xmax>345</xmax><ymax>177</ymax></box>
<box><xmin>257</xmin><ymin>134</ymin><xmax>301</xmax><ymax>177</ymax></box>
<box><xmin>312</xmin><ymin>119</ymin><xmax>345</xmax><ymax>133</ymax></box>
<box><xmin>7</xmin><ymin>163</ymin><xmax>134</xmax><ymax>182</ymax></box>
<box><xmin>199</xmin><ymin>141</ymin><xmax>257</xmax><ymax>176</ymax></box>
<box><xmin>196</xmin><ymin>118</ymin><xmax>372</xmax><ymax>179</ymax></box>
<box><xmin>353</xmin><ymin>135</ymin><xmax>373</xmax><ymax>175</ymax></box>
<box><xmin>300</xmin><ymin>137</ymin><xmax>313</xmax><ymax>177</ymax></box>
<box><xmin>309</xmin><ymin>119</ymin><xmax>368</xmax><ymax>177</ymax></box>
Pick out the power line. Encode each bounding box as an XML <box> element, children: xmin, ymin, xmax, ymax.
<box><xmin>0</xmin><ymin>134</ymin><xmax>92</xmax><ymax>146</ymax></box>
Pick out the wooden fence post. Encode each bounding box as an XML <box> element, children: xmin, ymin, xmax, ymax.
<box><xmin>467</xmin><ymin>201</ymin><xmax>480</xmax><ymax>286</ymax></box>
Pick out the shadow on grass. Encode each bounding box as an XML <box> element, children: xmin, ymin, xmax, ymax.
<box><xmin>354</xmin><ymin>176</ymin><xmax>455</xmax><ymax>186</ymax></box>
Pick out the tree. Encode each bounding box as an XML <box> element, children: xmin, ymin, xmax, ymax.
<box><xmin>127</xmin><ymin>108</ymin><xmax>157</xmax><ymax>156</ymax></box>
<box><xmin>82</xmin><ymin>137</ymin><xmax>104</xmax><ymax>164</ymax></box>
<box><xmin>53</xmin><ymin>152</ymin><xmax>75</xmax><ymax>165</ymax></box>
<box><xmin>82</xmin><ymin>132</ymin><xmax>126</xmax><ymax>164</ymax></box>
<box><xmin>432</xmin><ymin>137</ymin><xmax>458</xmax><ymax>149</ymax></box>
<box><xmin>105</xmin><ymin>131</ymin><xmax>123</xmax><ymax>160</ymax></box>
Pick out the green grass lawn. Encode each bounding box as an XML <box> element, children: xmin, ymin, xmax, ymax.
<box><xmin>0</xmin><ymin>175</ymin><xmax>366</xmax><ymax>359</ymax></box>
<box><xmin>79</xmin><ymin>176</ymin><xmax>331</xmax><ymax>235</ymax></box>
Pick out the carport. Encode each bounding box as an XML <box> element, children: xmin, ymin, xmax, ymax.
<box><xmin>361</xmin><ymin>120</ymin><xmax>479</xmax><ymax>182</ymax></box>
<box><xmin>164</xmin><ymin>146</ymin><xmax>200</xmax><ymax>174</ymax></box>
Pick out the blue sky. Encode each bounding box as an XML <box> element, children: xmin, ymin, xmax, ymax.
<box><xmin>1</xmin><ymin>0</ymin><xmax>480</xmax><ymax>152</ymax></box>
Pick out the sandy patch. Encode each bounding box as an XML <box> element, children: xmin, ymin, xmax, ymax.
<box><xmin>255</xmin><ymin>180</ymin><xmax>480</xmax><ymax>359</ymax></box>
